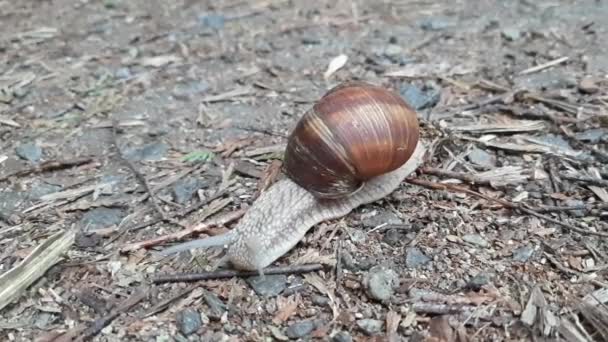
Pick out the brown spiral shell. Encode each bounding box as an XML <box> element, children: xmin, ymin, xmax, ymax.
<box><xmin>282</xmin><ymin>81</ymin><xmax>420</xmax><ymax>199</ymax></box>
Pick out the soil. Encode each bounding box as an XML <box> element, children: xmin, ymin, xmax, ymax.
<box><xmin>1</xmin><ymin>1</ymin><xmax>608</xmax><ymax>341</ymax></box>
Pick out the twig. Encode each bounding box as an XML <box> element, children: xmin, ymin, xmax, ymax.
<box><xmin>120</xmin><ymin>209</ymin><xmax>246</xmax><ymax>252</ymax></box>
<box><xmin>141</xmin><ymin>284</ymin><xmax>198</xmax><ymax>318</ymax></box>
<box><xmin>110</xmin><ymin>120</ymin><xmax>182</xmax><ymax>227</ymax></box>
<box><xmin>560</xmin><ymin>174</ymin><xmax>608</xmax><ymax>187</ymax></box>
<box><xmin>420</xmin><ymin>167</ymin><xmax>493</xmax><ymax>186</ymax></box>
<box><xmin>152</xmin><ymin>263</ymin><xmax>326</xmax><ymax>283</ymax></box>
<box><xmin>406</xmin><ymin>177</ymin><xmax>608</xmax><ymax>237</ymax></box>
<box><xmin>75</xmin><ymin>286</ymin><xmax>148</xmax><ymax>341</ymax></box>
<box><xmin>0</xmin><ymin>157</ymin><xmax>93</xmax><ymax>182</ymax></box>
<box><xmin>519</xmin><ymin>56</ymin><xmax>569</xmax><ymax>75</ymax></box>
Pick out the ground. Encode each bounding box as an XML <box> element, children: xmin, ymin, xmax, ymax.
<box><xmin>1</xmin><ymin>0</ymin><xmax>608</xmax><ymax>341</ymax></box>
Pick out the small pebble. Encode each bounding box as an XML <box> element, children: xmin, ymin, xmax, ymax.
<box><xmin>467</xmin><ymin>273</ymin><xmax>492</xmax><ymax>290</ymax></box>
<box><xmin>285</xmin><ymin>320</ymin><xmax>315</xmax><ymax>339</ymax></box>
<box><xmin>356</xmin><ymin>319</ymin><xmax>384</xmax><ymax>336</ymax></box>
<box><xmin>400</xmin><ymin>83</ymin><xmax>440</xmax><ymax>110</ymax></box>
<box><xmin>362</xmin><ymin>266</ymin><xmax>400</xmax><ymax>302</ymax></box>
<box><xmin>246</xmin><ymin>274</ymin><xmax>287</xmax><ymax>297</ymax></box>
<box><xmin>405</xmin><ymin>247</ymin><xmax>431</xmax><ymax>268</ymax></box>
<box><xmin>513</xmin><ymin>245</ymin><xmax>535</xmax><ymax>262</ymax></box>
<box><xmin>501</xmin><ymin>27</ymin><xmax>522</xmax><ymax>41</ymax></box>
<box><xmin>176</xmin><ymin>309</ymin><xmax>202</xmax><ymax>336</ymax></box>
<box><xmin>202</xmin><ymin>290</ymin><xmax>227</xmax><ymax>321</ymax></box>
<box><xmin>418</xmin><ymin>17</ymin><xmax>450</xmax><ymax>31</ymax></box>
<box><xmin>462</xmin><ymin>234</ymin><xmax>489</xmax><ymax>248</ymax></box>
<box><xmin>332</xmin><ymin>331</ymin><xmax>353</xmax><ymax>342</ymax></box>
<box><xmin>123</xmin><ymin>142</ymin><xmax>168</xmax><ymax>161</ymax></box>
<box><xmin>467</xmin><ymin>148</ymin><xmax>496</xmax><ymax>167</ymax></box>
<box><xmin>80</xmin><ymin>208</ymin><xmax>125</xmax><ymax>231</ymax></box>
<box><xmin>579</xmin><ymin>76</ymin><xmax>600</xmax><ymax>94</ymax></box>
<box><xmin>198</xmin><ymin>14</ymin><xmax>225</xmax><ymax>30</ymax></box>
<box><xmin>15</xmin><ymin>142</ymin><xmax>42</xmax><ymax>163</ymax></box>
<box><xmin>311</xmin><ymin>295</ymin><xmax>330</xmax><ymax>306</ymax></box>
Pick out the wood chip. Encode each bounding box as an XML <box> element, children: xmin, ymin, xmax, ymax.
<box><xmin>323</xmin><ymin>54</ymin><xmax>348</xmax><ymax>79</ymax></box>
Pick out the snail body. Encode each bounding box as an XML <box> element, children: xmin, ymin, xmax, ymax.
<box><xmin>160</xmin><ymin>81</ymin><xmax>425</xmax><ymax>272</ymax></box>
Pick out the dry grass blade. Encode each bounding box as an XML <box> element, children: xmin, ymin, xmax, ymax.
<box><xmin>450</xmin><ymin>120</ymin><xmax>546</xmax><ymax>134</ymax></box>
<box><xmin>0</xmin><ymin>229</ymin><xmax>75</xmax><ymax>311</ymax></box>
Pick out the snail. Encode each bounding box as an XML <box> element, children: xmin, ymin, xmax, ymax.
<box><xmin>159</xmin><ymin>81</ymin><xmax>426</xmax><ymax>273</ymax></box>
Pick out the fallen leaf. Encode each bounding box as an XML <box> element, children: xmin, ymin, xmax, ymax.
<box><xmin>272</xmin><ymin>297</ymin><xmax>299</xmax><ymax>324</ymax></box>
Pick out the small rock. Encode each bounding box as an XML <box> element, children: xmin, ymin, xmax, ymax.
<box><xmin>202</xmin><ymin>290</ymin><xmax>227</xmax><ymax>321</ymax></box>
<box><xmin>513</xmin><ymin>245</ymin><xmax>535</xmax><ymax>262</ymax></box>
<box><xmin>467</xmin><ymin>272</ymin><xmax>492</xmax><ymax>290</ymax></box>
<box><xmin>301</xmin><ymin>35</ymin><xmax>321</xmax><ymax>45</ymax></box>
<box><xmin>340</xmin><ymin>251</ymin><xmax>358</xmax><ymax>271</ymax></box>
<box><xmin>406</xmin><ymin>247</ymin><xmax>431</xmax><ymax>268</ymax></box>
<box><xmin>462</xmin><ymin>234</ymin><xmax>489</xmax><ymax>248</ymax></box>
<box><xmin>15</xmin><ymin>143</ymin><xmax>42</xmax><ymax>163</ymax></box>
<box><xmin>172</xmin><ymin>177</ymin><xmax>206</xmax><ymax>204</ymax></box>
<box><xmin>28</xmin><ymin>182</ymin><xmax>61</xmax><ymax>200</ymax></box>
<box><xmin>418</xmin><ymin>17</ymin><xmax>450</xmax><ymax>31</ymax></box>
<box><xmin>363</xmin><ymin>266</ymin><xmax>400</xmax><ymax>302</ymax></box>
<box><xmin>382</xmin><ymin>228</ymin><xmax>408</xmax><ymax>245</ymax></box>
<box><xmin>361</xmin><ymin>210</ymin><xmax>402</xmax><ymax>228</ymax></box>
<box><xmin>246</xmin><ymin>275</ymin><xmax>287</xmax><ymax>297</ymax></box>
<box><xmin>467</xmin><ymin>148</ymin><xmax>496</xmax><ymax>167</ymax></box>
<box><xmin>563</xmin><ymin>199</ymin><xmax>586</xmax><ymax>218</ymax></box>
<box><xmin>115</xmin><ymin>67</ymin><xmax>132</xmax><ymax>79</ymax></box>
<box><xmin>311</xmin><ymin>295</ymin><xmax>330</xmax><ymax>306</ymax></box>
<box><xmin>536</xmin><ymin>134</ymin><xmax>575</xmax><ymax>152</ymax></box>
<box><xmin>515</xmin><ymin>71</ymin><xmax>577</xmax><ymax>91</ymax></box>
<box><xmin>332</xmin><ymin>331</ymin><xmax>353</xmax><ymax>342</ymax></box>
<box><xmin>80</xmin><ymin>208</ymin><xmax>125</xmax><ymax>230</ymax></box>
<box><xmin>176</xmin><ymin>309</ymin><xmax>202</xmax><ymax>336</ymax></box>
<box><xmin>575</xmin><ymin>128</ymin><xmax>608</xmax><ymax>143</ymax></box>
<box><xmin>285</xmin><ymin>320</ymin><xmax>315</xmax><ymax>339</ymax></box>
<box><xmin>124</xmin><ymin>142</ymin><xmax>168</xmax><ymax>161</ymax></box>
<box><xmin>357</xmin><ymin>257</ymin><xmax>377</xmax><ymax>271</ymax></box>
<box><xmin>579</xmin><ymin>76</ymin><xmax>600</xmax><ymax>94</ymax></box>
<box><xmin>198</xmin><ymin>14</ymin><xmax>225</xmax><ymax>30</ymax></box>
<box><xmin>400</xmin><ymin>83</ymin><xmax>440</xmax><ymax>110</ymax></box>
<box><xmin>356</xmin><ymin>319</ymin><xmax>384</xmax><ymax>336</ymax></box>
<box><xmin>501</xmin><ymin>27</ymin><xmax>522</xmax><ymax>41</ymax></box>
<box><xmin>172</xmin><ymin>81</ymin><xmax>210</xmax><ymax>100</ymax></box>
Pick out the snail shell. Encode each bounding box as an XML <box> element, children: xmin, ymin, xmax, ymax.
<box><xmin>282</xmin><ymin>81</ymin><xmax>420</xmax><ymax>199</ymax></box>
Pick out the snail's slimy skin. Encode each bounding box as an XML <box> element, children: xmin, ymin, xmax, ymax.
<box><xmin>179</xmin><ymin>141</ymin><xmax>425</xmax><ymax>271</ymax></box>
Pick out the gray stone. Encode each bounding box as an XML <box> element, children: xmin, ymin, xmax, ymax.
<box><xmin>356</xmin><ymin>319</ymin><xmax>383</xmax><ymax>336</ymax></box>
<box><xmin>467</xmin><ymin>148</ymin><xmax>496</xmax><ymax>167</ymax></box>
<box><xmin>406</xmin><ymin>247</ymin><xmax>431</xmax><ymax>268</ymax></box>
<box><xmin>400</xmin><ymin>83</ymin><xmax>440</xmax><ymax>110</ymax></box>
<box><xmin>285</xmin><ymin>320</ymin><xmax>315</xmax><ymax>339</ymax></box>
<box><xmin>176</xmin><ymin>309</ymin><xmax>202</xmax><ymax>336</ymax></box>
<box><xmin>575</xmin><ymin>128</ymin><xmax>608</xmax><ymax>143</ymax></box>
<box><xmin>311</xmin><ymin>294</ymin><xmax>330</xmax><ymax>306</ymax></box>
<box><xmin>15</xmin><ymin>143</ymin><xmax>42</xmax><ymax>163</ymax></box>
<box><xmin>198</xmin><ymin>14</ymin><xmax>225</xmax><ymax>30</ymax></box>
<box><xmin>123</xmin><ymin>142</ymin><xmax>168</xmax><ymax>161</ymax></box>
<box><xmin>361</xmin><ymin>210</ymin><xmax>402</xmax><ymax>228</ymax></box>
<box><xmin>467</xmin><ymin>272</ymin><xmax>492</xmax><ymax>290</ymax></box>
<box><xmin>564</xmin><ymin>199</ymin><xmax>586</xmax><ymax>218</ymax></box>
<box><xmin>418</xmin><ymin>17</ymin><xmax>451</xmax><ymax>31</ymax></box>
<box><xmin>515</xmin><ymin>71</ymin><xmax>577</xmax><ymax>91</ymax></box>
<box><xmin>501</xmin><ymin>27</ymin><xmax>522</xmax><ymax>41</ymax></box>
<box><xmin>332</xmin><ymin>331</ymin><xmax>353</xmax><ymax>342</ymax></box>
<box><xmin>172</xmin><ymin>177</ymin><xmax>206</xmax><ymax>204</ymax></box>
<box><xmin>172</xmin><ymin>81</ymin><xmax>210</xmax><ymax>100</ymax></box>
<box><xmin>80</xmin><ymin>208</ymin><xmax>124</xmax><ymax>230</ymax></box>
<box><xmin>462</xmin><ymin>234</ymin><xmax>489</xmax><ymax>248</ymax></box>
<box><xmin>363</xmin><ymin>266</ymin><xmax>400</xmax><ymax>302</ymax></box>
<box><xmin>246</xmin><ymin>274</ymin><xmax>287</xmax><ymax>297</ymax></box>
<box><xmin>513</xmin><ymin>245</ymin><xmax>535</xmax><ymax>262</ymax></box>
<box><xmin>203</xmin><ymin>290</ymin><xmax>227</xmax><ymax>321</ymax></box>
<box><xmin>115</xmin><ymin>67</ymin><xmax>132</xmax><ymax>79</ymax></box>
<box><xmin>340</xmin><ymin>251</ymin><xmax>358</xmax><ymax>271</ymax></box>
<box><xmin>28</xmin><ymin>182</ymin><xmax>61</xmax><ymax>200</ymax></box>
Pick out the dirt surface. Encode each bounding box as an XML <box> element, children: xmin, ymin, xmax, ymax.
<box><xmin>1</xmin><ymin>0</ymin><xmax>608</xmax><ymax>341</ymax></box>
